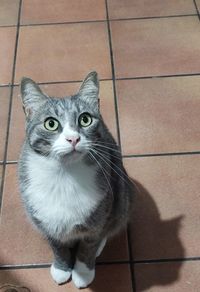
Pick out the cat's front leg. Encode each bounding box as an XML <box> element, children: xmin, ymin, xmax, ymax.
<box><xmin>49</xmin><ymin>239</ymin><xmax>73</xmax><ymax>285</ymax></box>
<box><xmin>72</xmin><ymin>237</ymin><xmax>106</xmax><ymax>289</ymax></box>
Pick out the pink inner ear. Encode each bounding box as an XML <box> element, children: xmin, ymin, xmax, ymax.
<box><xmin>24</xmin><ymin>106</ymin><xmax>32</xmax><ymax>117</ymax></box>
<box><xmin>25</xmin><ymin>107</ymin><xmax>29</xmax><ymax>116</ymax></box>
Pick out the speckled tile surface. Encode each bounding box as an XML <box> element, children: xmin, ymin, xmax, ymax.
<box><xmin>1</xmin><ymin>1</ymin><xmax>200</xmax><ymax>291</ymax></box>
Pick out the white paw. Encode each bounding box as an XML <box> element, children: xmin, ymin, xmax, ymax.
<box><xmin>96</xmin><ymin>238</ymin><xmax>107</xmax><ymax>257</ymax></box>
<box><xmin>50</xmin><ymin>263</ymin><xmax>71</xmax><ymax>284</ymax></box>
<box><xmin>72</xmin><ymin>260</ymin><xmax>95</xmax><ymax>289</ymax></box>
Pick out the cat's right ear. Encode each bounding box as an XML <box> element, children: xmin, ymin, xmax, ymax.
<box><xmin>20</xmin><ymin>77</ymin><xmax>47</xmax><ymax>118</ymax></box>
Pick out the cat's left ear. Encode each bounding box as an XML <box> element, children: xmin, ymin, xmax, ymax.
<box><xmin>78</xmin><ymin>71</ymin><xmax>99</xmax><ymax>111</ymax></box>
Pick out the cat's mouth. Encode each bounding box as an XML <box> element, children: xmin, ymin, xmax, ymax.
<box><xmin>70</xmin><ymin>149</ymin><xmax>82</xmax><ymax>155</ymax></box>
<box><xmin>57</xmin><ymin>149</ymin><xmax>86</xmax><ymax>164</ymax></box>
<box><xmin>57</xmin><ymin>148</ymin><xmax>86</xmax><ymax>160</ymax></box>
<box><xmin>52</xmin><ymin>141</ymin><xmax>88</xmax><ymax>161</ymax></box>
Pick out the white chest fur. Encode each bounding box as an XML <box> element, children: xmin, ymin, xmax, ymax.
<box><xmin>25</xmin><ymin>153</ymin><xmax>102</xmax><ymax>240</ymax></box>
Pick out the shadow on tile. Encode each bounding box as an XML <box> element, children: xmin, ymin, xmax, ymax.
<box><xmin>130</xmin><ymin>180</ymin><xmax>185</xmax><ymax>291</ymax></box>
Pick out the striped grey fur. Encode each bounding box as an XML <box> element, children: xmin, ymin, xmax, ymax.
<box><xmin>18</xmin><ymin>72</ymin><xmax>135</xmax><ymax>288</ymax></box>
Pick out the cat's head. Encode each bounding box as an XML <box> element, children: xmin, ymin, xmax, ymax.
<box><xmin>20</xmin><ymin>72</ymin><xmax>106</xmax><ymax>163</ymax></box>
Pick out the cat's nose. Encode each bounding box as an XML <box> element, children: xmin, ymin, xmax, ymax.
<box><xmin>66</xmin><ymin>136</ymin><xmax>80</xmax><ymax>147</ymax></box>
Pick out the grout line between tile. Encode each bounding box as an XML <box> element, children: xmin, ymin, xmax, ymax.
<box><xmin>0</xmin><ymin>13</ymin><xmax>198</xmax><ymax>29</ymax></box>
<box><xmin>0</xmin><ymin>93</ymin><xmax>12</xmax><ymax>209</ymax></box>
<box><xmin>116</xmin><ymin>72</ymin><xmax>200</xmax><ymax>81</ymax></box>
<box><xmin>193</xmin><ymin>0</ymin><xmax>200</xmax><ymax>20</ymax></box>
<box><xmin>97</xmin><ymin>260</ymin><xmax>130</xmax><ymax>265</ymax></box>
<box><xmin>0</xmin><ymin>263</ymin><xmax>51</xmax><ymax>270</ymax></box>
<box><xmin>1</xmin><ymin>257</ymin><xmax>200</xmax><ymax>271</ymax></box>
<box><xmin>5</xmin><ymin>151</ymin><xmax>200</xmax><ymax>165</ymax></box>
<box><xmin>20</xmin><ymin>19</ymin><xmax>106</xmax><ymax>27</ymax></box>
<box><xmin>127</xmin><ymin>225</ymin><xmax>137</xmax><ymax>292</ymax></box>
<box><xmin>5</xmin><ymin>161</ymin><xmax>18</xmax><ymax>164</ymax></box>
<box><xmin>110</xmin><ymin>13</ymin><xmax>198</xmax><ymax>22</ymax></box>
<box><xmin>105</xmin><ymin>0</ymin><xmax>121</xmax><ymax>149</ymax></box>
<box><xmin>0</xmin><ymin>261</ymin><xmax>130</xmax><ymax>271</ymax></box>
<box><xmin>105</xmin><ymin>1</ymin><xmax>135</xmax><ymax>289</ymax></box>
<box><xmin>12</xmin><ymin>78</ymin><xmax>112</xmax><ymax>87</ymax></box>
<box><xmin>134</xmin><ymin>256</ymin><xmax>200</xmax><ymax>265</ymax></box>
<box><xmin>0</xmin><ymin>0</ymin><xmax>22</xmax><ymax>213</ymax></box>
<box><xmin>2</xmin><ymin>73</ymin><xmax>200</xmax><ymax>88</ymax></box>
<box><xmin>0</xmin><ymin>25</ymin><xmax>17</xmax><ymax>28</ymax></box>
<box><xmin>0</xmin><ymin>83</ymin><xmax>12</xmax><ymax>88</ymax></box>
<box><xmin>123</xmin><ymin>151</ymin><xmax>200</xmax><ymax>158</ymax></box>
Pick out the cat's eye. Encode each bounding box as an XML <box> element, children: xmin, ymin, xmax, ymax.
<box><xmin>79</xmin><ymin>113</ymin><xmax>93</xmax><ymax>127</ymax></box>
<box><xmin>44</xmin><ymin>118</ymin><xmax>59</xmax><ymax>131</ymax></box>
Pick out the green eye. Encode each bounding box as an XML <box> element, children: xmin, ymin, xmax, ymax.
<box><xmin>79</xmin><ymin>113</ymin><xmax>93</xmax><ymax>127</ymax></box>
<box><xmin>44</xmin><ymin>118</ymin><xmax>59</xmax><ymax>131</ymax></box>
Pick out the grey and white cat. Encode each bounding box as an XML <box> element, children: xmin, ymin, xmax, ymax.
<box><xmin>18</xmin><ymin>72</ymin><xmax>135</xmax><ymax>289</ymax></box>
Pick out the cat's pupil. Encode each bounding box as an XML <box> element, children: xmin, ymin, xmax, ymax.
<box><xmin>83</xmin><ymin>116</ymin><xmax>88</xmax><ymax>124</ymax></box>
<box><xmin>49</xmin><ymin>120</ymin><xmax>55</xmax><ymax>128</ymax></box>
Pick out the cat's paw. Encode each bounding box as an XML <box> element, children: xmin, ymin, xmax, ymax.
<box><xmin>72</xmin><ymin>260</ymin><xmax>95</xmax><ymax>289</ymax></box>
<box><xmin>50</xmin><ymin>263</ymin><xmax>71</xmax><ymax>285</ymax></box>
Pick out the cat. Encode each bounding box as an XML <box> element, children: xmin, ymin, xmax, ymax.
<box><xmin>18</xmin><ymin>72</ymin><xmax>135</xmax><ymax>289</ymax></box>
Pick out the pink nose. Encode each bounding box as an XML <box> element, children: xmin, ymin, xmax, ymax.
<box><xmin>66</xmin><ymin>137</ymin><xmax>80</xmax><ymax>147</ymax></box>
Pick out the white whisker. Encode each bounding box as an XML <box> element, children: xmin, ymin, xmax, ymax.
<box><xmin>88</xmin><ymin>151</ymin><xmax>113</xmax><ymax>198</ymax></box>
<box><xmin>93</xmin><ymin>148</ymin><xmax>140</xmax><ymax>193</ymax></box>
<box><xmin>91</xmin><ymin>144</ymin><xmax>121</xmax><ymax>153</ymax></box>
<box><xmin>90</xmin><ymin>149</ymin><xmax>131</xmax><ymax>187</ymax></box>
<box><xmin>88</xmin><ymin>140</ymin><xmax>119</xmax><ymax>147</ymax></box>
<box><xmin>93</xmin><ymin>146</ymin><xmax>122</xmax><ymax>160</ymax></box>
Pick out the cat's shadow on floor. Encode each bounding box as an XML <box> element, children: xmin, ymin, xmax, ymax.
<box><xmin>92</xmin><ymin>179</ymin><xmax>185</xmax><ymax>292</ymax></box>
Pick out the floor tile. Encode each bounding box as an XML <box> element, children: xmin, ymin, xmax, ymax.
<box><xmin>21</xmin><ymin>0</ymin><xmax>106</xmax><ymax>24</ymax></box>
<box><xmin>0</xmin><ymin>264</ymin><xmax>132</xmax><ymax>291</ymax></box>
<box><xmin>0</xmin><ymin>87</ymin><xmax>10</xmax><ymax>161</ymax></box>
<box><xmin>0</xmin><ymin>27</ymin><xmax>16</xmax><ymax>85</ymax></box>
<box><xmin>8</xmin><ymin>80</ymin><xmax>117</xmax><ymax>161</ymax></box>
<box><xmin>116</xmin><ymin>77</ymin><xmax>200</xmax><ymax>155</ymax></box>
<box><xmin>0</xmin><ymin>0</ymin><xmax>20</xmax><ymax>26</ymax></box>
<box><xmin>124</xmin><ymin>155</ymin><xmax>200</xmax><ymax>260</ymax></box>
<box><xmin>111</xmin><ymin>16</ymin><xmax>200</xmax><ymax>78</ymax></box>
<box><xmin>134</xmin><ymin>261</ymin><xmax>200</xmax><ymax>291</ymax></box>
<box><xmin>0</xmin><ymin>164</ymin><xmax>128</xmax><ymax>264</ymax></box>
<box><xmin>0</xmin><ymin>164</ymin><xmax>52</xmax><ymax>265</ymax></box>
<box><xmin>108</xmin><ymin>0</ymin><xmax>196</xmax><ymax>19</ymax></box>
<box><xmin>15</xmin><ymin>23</ymin><xmax>111</xmax><ymax>84</ymax></box>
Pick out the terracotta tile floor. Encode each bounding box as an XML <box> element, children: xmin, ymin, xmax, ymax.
<box><xmin>0</xmin><ymin>1</ymin><xmax>200</xmax><ymax>291</ymax></box>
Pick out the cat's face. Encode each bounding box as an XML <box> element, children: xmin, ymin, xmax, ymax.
<box><xmin>20</xmin><ymin>72</ymin><xmax>102</xmax><ymax>163</ymax></box>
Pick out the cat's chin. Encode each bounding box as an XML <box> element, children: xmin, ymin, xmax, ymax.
<box><xmin>57</xmin><ymin>150</ymin><xmax>86</xmax><ymax>164</ymax></box>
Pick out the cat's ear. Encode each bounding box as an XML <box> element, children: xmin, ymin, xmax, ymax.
<box><xmin>78</xmin><ymin>71</ymin><xmax>99</xmax><ymax>110</ymax></box>
<box><xmin>20</xmin><ymin>77</ymin><xmax>47</xmax><ymax>118</ymax></box>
